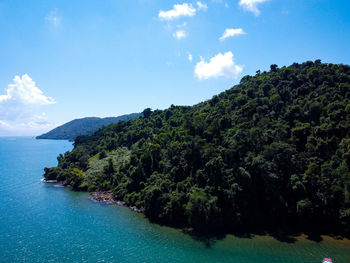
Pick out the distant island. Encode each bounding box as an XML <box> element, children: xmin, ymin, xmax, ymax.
<box><xmin>37</xmin><ymin>113</ymin><xmax>141</xmax><ymax>140</ymax></box>
<box><xmin>43</xmin><ymin>61</ymin><xmax>350</xmax><ymax>236</ymax></box>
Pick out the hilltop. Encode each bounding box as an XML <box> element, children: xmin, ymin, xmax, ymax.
<box><xmin>44</xmin><ymin>61</ymin><xmax>350</xmax><ymax>235</ymax></box>
<box><xmin>37</xmin><ymin>113</ymin><xmax>141</xmax><ymax>140</ymax></box>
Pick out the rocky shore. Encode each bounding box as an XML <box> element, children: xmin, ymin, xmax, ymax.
<box><xmin>40</xmin><ymin>178</ymin><xmax>58</xmax><ymax>183</ymax></box>
<box><xmin>41</xmin><ymin>179</ymin><xmax>143</xmax><ymax>213</ymax></box>
<box><xmin>90</xmin><ymin>191</ymin><xmax>143</xmax><ymax>213</ymax></box>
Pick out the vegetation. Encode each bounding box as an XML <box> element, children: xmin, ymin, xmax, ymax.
<box><xmin>37</xmin><ymin>113</ymin><xmax>141</xmax><ymax>140</ymax></box>
<box><xmin>44</xmin><ymin>61</ymin><xmax>350</xmax><ymax>235</ymax></box>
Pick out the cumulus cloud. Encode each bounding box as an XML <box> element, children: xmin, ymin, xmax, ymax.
<box><xmin>239</xmin><ymin>0</ymin><xmax>269</xmax><ymax>16</ymax></box>
<box><xmin>0</xmin><ymin>74</ymin><xmax>56</xmax><ymax>136</ymax></box>
<box><xmin>196</xmin><ymin>1</ymin><xmax>208</xmax><ymax>11</ymax></box>
<box><xmin>159</xmin><ymin>3</ymin><xmax>207</xmax><ymax>39</ymax></box>
<box><xmin>219</xmin><ymin>28</ymin><xmax>246</xmax><ymax>41</ymax></box>
<box><xmin>173</xmin><ymin>30</ymin><xmax>188</xmax><ymax>39</ymax></box>
<box><xmin>188</xmin><ymin>52</ymin><xmax>193</xmax><ymax>62</ymax></box>
<box><xmin>0</xmin><ymin>74</ymin><xmax>55</xmax><ymax>106</ymax></box>
<box><xmin>194</xmin><ymin>51</ymin><xmax>243</xmax><ymax>80</ymax></box>
<box><xmin>158</xmin><ymin>3</ymin><xmax>196</xmax><ymax>20</ymax></box>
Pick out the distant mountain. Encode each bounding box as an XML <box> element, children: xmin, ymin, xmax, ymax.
<box><xmin>36</xmin><ymin>113</ymin><xmax>141</xmax><ymax>140</ymax></box>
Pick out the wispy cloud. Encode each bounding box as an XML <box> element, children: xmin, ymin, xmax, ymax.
<box><xmin>239</xmin><ymin>0</ymin><xmax>269</xmax><ymax>16</ymax></box>
<box><xmin>158</xmin><ymin>3</ymin><xmax>196</xmax><ymax>20</ymax></box>
<box><xmin>196</xmin><ymin>1</ymin><xmax>208</xmax><ymax>11</ymax></box>
<box><xmin>195</xmin><ymin>51</ymin><xmax>243</xmax><ymax>79</ymax></box>
<box><xmin>282</xmin><ymin>9</ymin><xmax>289</xmax><ymax>15</ymax></box>
<box><xmin>173</xmin><ymin>30</ymin><xmax>188</xmax><ymax>39</ymax></box>
<box><xmin>188</xmin><ymin>52</ymin><xmax>193</xmax><ymax>62</ymax></box>
<box><xmin>220</xmin><ymin>28</ymin><xmax>246</xmax><ymax>41</ymax></box>
<box><xmin>45</xmin><ymin>8</ymin><xmax>62</xmax><ymax>26</ymax></box>
<box><xmin>177</xmin><ymin>22</ymin><xmax>188</xmax><ymax>28</ymax></box>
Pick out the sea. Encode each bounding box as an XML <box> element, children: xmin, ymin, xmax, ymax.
<box><xmin>0</xmin><ymin>137</ymin><xmax>349</xmax><ymax>262</ymax></box>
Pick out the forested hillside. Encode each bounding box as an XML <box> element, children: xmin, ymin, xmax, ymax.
<box><xmin>44</xmin><ymin>61</ymin><xmax>350</xmax><ymax>234</ymax></box>
<box><xmin>37</xmin><ymin>113</ymin><xmax>141</xmax><ymax>140</ymax></box>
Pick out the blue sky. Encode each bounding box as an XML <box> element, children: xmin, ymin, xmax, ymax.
<box><xmin>0</xmin><ymin>0</ymin><xmax>349</xmax><ymax>136</ymax></box>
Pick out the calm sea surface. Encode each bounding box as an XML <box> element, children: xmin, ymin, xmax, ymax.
<box><xmin>0</xmin><ymin>137</ymin><xmax>349</xmax><ymax>263</ymax></box>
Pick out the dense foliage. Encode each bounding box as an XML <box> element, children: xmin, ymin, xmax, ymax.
<box><xmin>37</xmin><ymin>113</ymin><xmax>141</xmax><ymax>140</ymax></box>
<box><xmin>44</xmin><ymin>61</ymin><xmax>350</xmax><ymax>234</ymax></box>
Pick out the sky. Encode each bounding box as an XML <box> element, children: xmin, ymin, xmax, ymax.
<box><xmin>0</xmin><ymin>0</ymin><xmax>349</xmax><ymax>136</ymax></box>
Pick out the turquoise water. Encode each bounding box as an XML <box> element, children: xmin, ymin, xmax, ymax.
<box><xmin>0</xmin><ymin>137</ymin><xmax>349</xmax><ymax>263</ymax></box>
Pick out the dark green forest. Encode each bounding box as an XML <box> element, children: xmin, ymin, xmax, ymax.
<box><xmin>37</xmin><ymin>113</ymin><xmax>141</xmax><ymax>140</ymax></box>
<box><xmin>44</xmin><ymin>61</ymin><xmax>350</xmax><ymax>235</ymax></box>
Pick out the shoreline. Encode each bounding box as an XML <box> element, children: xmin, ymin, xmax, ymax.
<box><xmin>89</xmin><ymin>191</ymin><xmax>143</xmax><ymax>213</ymax></box>
<box><xmin>40</xmin><ymin>178</ymin><xmax>58</xmax><ymax>183</ymax></box>
<box><xmin>41</xmin><ymin>179</ymin><xmax>350</xmax><ymax>243</ymax></box>
<box><xmin>41</xmin><ymin>179</ymin><xmax>143</xmax><ymax>213</ymax></box>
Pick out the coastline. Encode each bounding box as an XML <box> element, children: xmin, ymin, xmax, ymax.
<box><xmin>90</xmin><ymin>190</ymin><xmax>350</xmax><ymax>245</ymax></box>
<box><xmin>40</xmin><ymin>178</ymin><xmax>58</xmax><ymax>183</ymax></box>
<box><xmin>42</xmin><ymin>179</ymin><xmax>143</xmax><ymax>213</ymax></box>
<box><xmin>41</xmin><ymin>179</ymin><xmax>350</xmax><ymax>243</ymax></box>
<box><xmin>89</xmin><ymin>191</ymin><xmax>143</xmax><ymax>213</ymax></box>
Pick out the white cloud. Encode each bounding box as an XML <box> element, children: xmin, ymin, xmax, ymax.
<box><xmin>188</xmin><ymin>52</ymin><xmax>193</xmax><ymax>62</ymax></box>
<box><xmin>196</xmin><ymin>1</ymin><xmax>208</xmax><ymax>11</ymax></box>
<box><xmin>194</xmin><ymin>51</ymin><xmax>243</xmax><ymax>80</ymax></box>
<box><xmin>173</xmin><ymin>30</ymin><xmax>188</xmax><ymax>39</ymax></box>
<box><xmin>219</xmin><ymin>28</ymin><xmax>246</xmax><ymax>41</ymax></box>
<box><xmin>210</xmin><ymin>0</ymin><xmax>229</xmax><ymax>8</ymax></box>
<box><xmin>0</xmin><ymin>119</ymin><xmax>57</xmax><ymax>136</ymax></box>
<box><xmin>158</xmin><ymin>3</ymin><xmax>196</xmax><ymax>20</ymax></box>
<box><xmin>239</xmin><ymin>0</ymin><xmax>269</xmax><ymax>16</ymax></box>
<box><xmin>45</xmin><ymin>8</ymin><xmax>61</xmax><ymax>27</ymax></box>
<box><xmin>0</xmin><ymin>74</ymin><xmax>56</xmax><ymax>136</ymax></box>
<box><xmin>0</xmin><ymin>74</ymin><xmax>55</xmax><ymax>106</ymax></box>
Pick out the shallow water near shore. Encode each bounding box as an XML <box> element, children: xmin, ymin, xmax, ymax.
<box><xmin>0</xmin><ymin>137</ymin><xmax>349</xmax><ymax>262</ymax></box>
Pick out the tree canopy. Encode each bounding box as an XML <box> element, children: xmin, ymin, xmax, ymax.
<box><xmin>37</xmin><ymin>113</ymin><xmax>141</xmax><ymax>140</ymax></box>
<box><xmin>44</xmin><ymin>61</ymin><xmax>350</xmax><ymax>234</ymax></box>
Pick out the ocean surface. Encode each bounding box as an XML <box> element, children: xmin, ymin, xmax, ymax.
<box><xmin>0</xmin><ymin>137</ymin><xmax>349</xmax><ymax>263</ymax></box>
